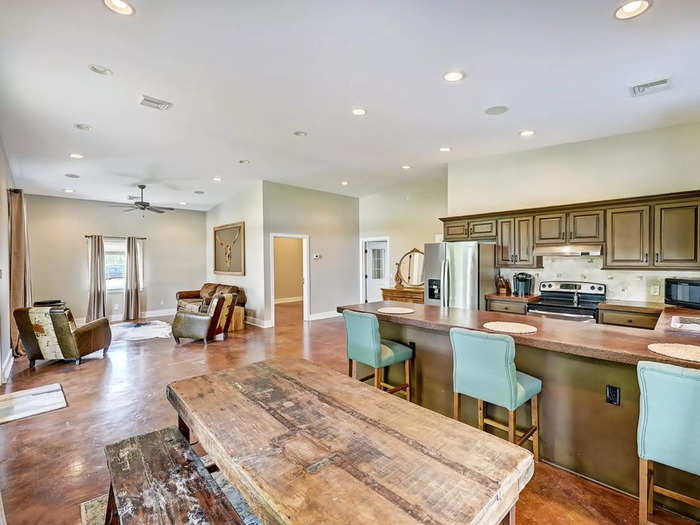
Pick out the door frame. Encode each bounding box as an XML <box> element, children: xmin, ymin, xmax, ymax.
<box><xmin>359</xmin><ymin>236</ymin><xmax>391</xmax><ymax>303</ymax></box>
<box><xmin>269</xmin><ymin>233</ymin><xmax>310</xmax><ymax>327</ymax></box>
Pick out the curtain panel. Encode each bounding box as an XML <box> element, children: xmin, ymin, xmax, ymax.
<box><xmin>86</xmin><ymin>235</ymin><xmax>106</xmax><ymax>322</ymax></box>
<box><xmin>123</xmin><ymin>236</ymin><xmax>141</xmax><ymax>320</ymax></box>
<box><xmin>8</xmin><ymin>189</ymin><xmax>33</xmax><ymax>357</ymax></box>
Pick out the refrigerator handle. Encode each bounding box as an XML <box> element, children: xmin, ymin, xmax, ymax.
<box><xmin>444</xmin><ymin>257</ymin><xmax>450</xmax><ymax>307</ymax></box>
<box><xmin>440</xmin><ymin>259</ymin><xmax>447</xmax><ymax>307</ymax></box>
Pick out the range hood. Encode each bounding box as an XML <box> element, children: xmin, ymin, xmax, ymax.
<box><xmin>534</xmin><ymin>244</ymin><xmax>603</xmax><ymax>257</ymax></box>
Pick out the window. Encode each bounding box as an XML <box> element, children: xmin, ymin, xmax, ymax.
<box><xmin>96</xmin><ymin>238</ymin><xmax>144</xmax><ymax>291</ymax></box>
<box><xmin>371</xmin><ymin>248</ymin><xmax>385</xmax><ymax>279</ymax></box>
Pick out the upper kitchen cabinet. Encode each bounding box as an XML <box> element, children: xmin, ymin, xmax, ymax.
<box><xmin>497</xmin><ymin>216</ymin><xmax>539</xmax><ymax>267</ymax></box>
<box><xmin>568</xmin><ymin>209</ymin><xmax>605</xmax><ymax>243</ymax></box>
<box><xmin>444</xmin><ymin>219</ymin><xmax>469</xmax><ymax>241</ymax></box>
<box><xmin>605</xmin><ymin>206</ymin><xmax>651</xmax><ymax>267</ymax></box>
<box><xmin>653</xmin><ymin>199</ymin><xmax>700</xmax><ymax>268</ymax></box>
<box><xmin>534</xmin><ymin>213</ymin><xmax>566</xmax><ymax>244</ymax></box>
<box><xmin>468</xmin><ymin>218</ymin><xmax>497</xmax><ymax>239</ymax></box>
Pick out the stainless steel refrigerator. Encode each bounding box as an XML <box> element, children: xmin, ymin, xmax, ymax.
<box><xmin>423</xmin><ymin>242</ymin><xmax>496</xmax><ymax>310</ymax></box>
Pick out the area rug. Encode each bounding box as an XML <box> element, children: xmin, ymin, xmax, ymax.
<box><xmin>110</xmin><ymin>320</ymin><xmax>172</xmax><ymax>342</ymax></box>
<box><xmin>0</xmin><ymin>383</ymin><xmax>66</xmax><ymax>424</ymax></box>
<box><xmin>79</xmin><ymin>459</ymin><xmax>260</xmax><ymax>525</ymax></box>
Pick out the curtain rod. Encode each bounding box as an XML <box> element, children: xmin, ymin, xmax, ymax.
<box><xmin>84</xmin><ymin>235</ymin><xmax>147</xmax><ymax>240</ymax></box>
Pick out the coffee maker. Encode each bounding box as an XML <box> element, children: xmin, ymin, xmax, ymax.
<box><xmin>512</xmin><ymin>273</ymin><xmax>534</xmax><ymax>297</ymax></box>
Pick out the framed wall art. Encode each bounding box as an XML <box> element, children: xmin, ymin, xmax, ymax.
<box><xmin>214</xmin><ymin>222</ymin><xmax>245</xmax><ymax>275</ymax></box>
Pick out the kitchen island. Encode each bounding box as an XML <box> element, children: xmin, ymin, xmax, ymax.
<box><xmin>336</xmin><ymin>301</ymin><xmax>700</xmax><ymax>520</ymax></box>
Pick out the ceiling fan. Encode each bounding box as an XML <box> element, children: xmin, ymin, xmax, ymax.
<box><xmin>113</xmin><ymin>184</ymin><xmax>174</xmax><ymax>214</ymax></box>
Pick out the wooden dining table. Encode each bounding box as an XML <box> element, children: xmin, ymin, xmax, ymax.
<box><xmin>166</xmin><ymin>358</ymin><xmax>534</xmax><ymax>524</ymax></box>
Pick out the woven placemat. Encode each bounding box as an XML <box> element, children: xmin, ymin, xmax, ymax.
<box><xmin>377</xmin><ymin>307</ymin><xmax>415</xmax><ymax>314</ymax></box>
<box><xmin>483</xmin><ymin>322</ymin><xmax>537</xmax><ymax>334</ymax></box>
<box><xmin>648</xmin><ymin>343</ymin><xmax>700</xmax><ymax>363</ymax></box>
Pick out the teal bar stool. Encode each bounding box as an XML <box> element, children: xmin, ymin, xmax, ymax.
<box><xmin>637</xmin><ymin>361</ymin><xmax>700</xmax><ymax>524</ymax></box>
<box><xmin>450</xmin><ymin>328</ymin><xmax>541</xmax><ymax>461</ymax></box>
<box><xmin>342</xmin><ymin>310</ymin><xmax>414</xmax><ymax>401</ymax></box>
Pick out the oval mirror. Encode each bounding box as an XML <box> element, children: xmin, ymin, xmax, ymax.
<box><xmin>396</xmin><ymin>248</ymin><xmax>424</xmax><ymax>288</ymax></box>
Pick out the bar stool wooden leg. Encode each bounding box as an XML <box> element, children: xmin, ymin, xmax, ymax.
<box><xmin>347</xmin><ymin>359</ymin><xmax>353</xmax><ymax>378</ymax></box>
<box><xmin>508</xmin><ymin>410</ymin><xmax>516</xmax><ymax>443</ymax></box>
<box><xmin>531</xmin><ymin>394</ymin><xmax>539</xmax><ymax>462</ymax></box>
<box><xmin>639</xmin><ymin>458</ymin><xmax>649</xmax><ymax>525</ymax></box>
<box><xmin>404</xmin><ymin>359</ymin><xmax>412</xmax><ymax>402</ymax></box>
<box><xmin>508</xmin><ymin>506</ymin><xmax>516</xmax><ymax>525</ymax></box>
<box><xmin>374</xmin><ymin>368</ymin><xmax>382</xmax><ymax>389</ymax></box>
<box><xmin>647</xmin><ymin>460</ymin><xmax>654</xmax><ymax>516</ymax></box>
<box><xmin>453</xmin><ymin>392</ymin><xmax>461</xmax><ymax>420</ymax></box>
<box><xmin>477</xmin><ymin>400</ymin><xmax>485</xmax><ymax>431</ymax></box>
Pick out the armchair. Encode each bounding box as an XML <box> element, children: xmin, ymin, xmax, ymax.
<box><xmin>176</xmin><ymin>283</ymin><xmax>247</xmax><ymax>313</ymax></box>
<box><xmin>13</xmin><ymin>306</ymin><xmax>112</xmax><ymax>368</ymax></box>
<box><xmin>172</xmin><ymin>293</ymin><xmax>236</xmax><ymax>348</ymax></box>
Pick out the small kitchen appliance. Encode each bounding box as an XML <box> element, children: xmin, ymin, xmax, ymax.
<box><xmin>512</xmin><ymin>273</ymin><xmax>534</xmax><ymax>297</ymax></box>
<box><xmin>527</xmin><ymin>281</ymin><xmax>606</xmax><ymax>322</ymax></box>
<box><xmin>665</xmin><ymin>278</ymin><xmax>700</xmax><ymax>309</ymax></box>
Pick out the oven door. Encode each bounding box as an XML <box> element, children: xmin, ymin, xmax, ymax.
<box><xmin>527</xmin><ymin>309</ymin><xmax>597</xmax><ymax>323</ymax></box>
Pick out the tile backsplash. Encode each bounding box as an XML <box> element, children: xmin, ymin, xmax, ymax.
<box><xmin>499</xmin><ymin>256</ymin><xmax>700</xmax><ymax>302</ymax></box>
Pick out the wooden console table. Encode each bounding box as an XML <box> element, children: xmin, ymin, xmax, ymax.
<box><xmin>381</xmin><ymin>287</ymin><xmax>424</xmax><ymax>304</ymax></box>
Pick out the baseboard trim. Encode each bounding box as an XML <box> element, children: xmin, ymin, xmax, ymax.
<box><xmin>245</xmin><ymin>316</ymin><xmax>273</xmax><ymax>328</ymax></box>
<box><xmin>2</xmin><ymin>351</ymin><xmax>14</xmax><ymax>383</ymax></box>
<box><xmin>274</xmin><ymin>297</ymin><xmax>303</xmax><ymax>304</ymax></box>
<box><xmin>309</xmin><ymin>311</ymin><xmax>342</xmax><ymax>321</ymax></box>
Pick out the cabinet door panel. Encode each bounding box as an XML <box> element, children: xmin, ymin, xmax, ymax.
<box><xmin>497</xmin><ymin>218</ymin><xmax>514</xmax><ymax>266</ymax></box>
<box><xmin>534</xmin><ymin>213</ymin><xmax>566</xmax><ymax>245</ymax></box>
<box><xmin>469</xmin><ymin>219</ymin><xmax>497</xmax><ymax>239</ymax></box>
<box><xmin>514</xmin><ymin>216</ymin><xmax>534</xmax><ymax>265</ymax></box>
<box><xmin>653</xmin><ymin>200</ymin><xmax>700</xmax><ymax>267</ymax></box>
<box><xmin>569</xmin><ymin>210</ymin><xmax>604</xmax><ymax>243</ymax></box>
<box><xmin>605</xmin><ymin>206</ymin><xmax>650</xmax><ymax>267</ymax></box>
<box><xmin>444</xmin><ymin>220</ymin><xmax>468</xmax><ymax>241</ymax></box>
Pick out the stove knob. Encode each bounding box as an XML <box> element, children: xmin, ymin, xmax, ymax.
<box><xmin>598</xmin><ymin>286</ymin><xmax>603</xmax><ymax>291</ymax></box>
<box><xmin>590</xmin><ymin>285</ymin><xmax>595</xmax><ymax>290</ymax></box>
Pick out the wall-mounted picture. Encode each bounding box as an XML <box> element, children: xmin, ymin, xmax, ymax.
<box><xmin>214</xmin><ymin>222</ymin><xmax>245</xmax><ymax>275</ymax></box>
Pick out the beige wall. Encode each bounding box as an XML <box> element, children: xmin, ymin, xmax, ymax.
<box><xmin>360</xmin><ymin>173</ymin><xmax>447</xmax><ymax>273</ymax></box>
<box><xmin>263</xmin><ymin>181</ymin><xmax>359</xmax><ymax>321</ymax></box>
<box><xmin>25</xmin><ymin>195</ymin><xmax>207</xmax><ymax>320</ymax></box>
<box><xmin>273</xmin><ymin>237</ymin><xmax>303</xmax><ymax>301</ymax></box>
<box><xmin>0</xmin><ymin>140</ymin><xmax>14</xmax><ymax>382</ymax></box>
<box><xmin>448</xmin><ymin>121</ymin><xmax>700</xmax><ymax>216</ymax></box>
<box><xmin>205</xmin><ymin>181</ymin><xmax>266</xmax><ymax>323</ymax></box>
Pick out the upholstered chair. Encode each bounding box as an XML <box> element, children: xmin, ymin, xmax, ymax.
<box><xmin>13</xmin><ymin>306</ymin><xmax>111</xmax><ymax>368</ymax></box>
<box><xmin>172</xmin><ymin>293</ymin><xmax>236</xmax><ymax>348</ymax></box>
<box><xmin>637</xmin><ymin>361</ymin><xmax>700</xmax><ymax>524</ymax></box>
<box><xmin>450</xmin><ymin>328</ymin><xmax>541</xmax><ymax>460</ymax></box>
<box><xmin>176</xmin><ymin>283</ymin><xmax>247</xmax><ymax>313</ymax></box>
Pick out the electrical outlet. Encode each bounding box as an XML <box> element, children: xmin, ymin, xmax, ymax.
<box><xmin>605</xmin><ymin>385</ymin><xmax>621</xmax><ymax>406</ymax></box>
<box><xmin>650</xmin><ymin>284</ymin><xmax>660</xmax><ymax>296</ymax></box>
<box><xmin>113</xmin><ymin>303</ymin><xmax>120</xmax><ymax>312</ymax></box>
<box><xmin>160</xmin><ymin>299</ymin><xmax>164</xmax><ymax>305</ymax></box>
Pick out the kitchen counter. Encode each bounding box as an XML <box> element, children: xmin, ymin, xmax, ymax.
<box><xmin>598</xmin><ymin>299</ymin><xmax>666</xmax><ymax>315</ymax></box>
<box><xmin>337</xmin><ymin>301</ymin><xmax>700</xmax><ymax>369</ymax></box>
<box><xmin>484</xmin><ymin>293</ymin><xmax>541</xmax><ymax>303</ymax></box>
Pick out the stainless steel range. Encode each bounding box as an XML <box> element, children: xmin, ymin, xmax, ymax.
<box><xmin>527</xmin><ymin>281</ymin><xmax>606</xmax><ymax>323</ymax></box>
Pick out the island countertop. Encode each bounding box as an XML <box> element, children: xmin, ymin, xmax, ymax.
<box><xmin>337</xmin><ymin>301</ymin><xmax>700</xmax><ymax>369</ymax></box>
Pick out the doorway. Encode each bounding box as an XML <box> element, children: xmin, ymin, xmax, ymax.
<box><xmin>270</xmin><ymin>234</ymin><xmax>310</xmax><ymax>327</ymax></box>
<box><xmin>361</xmin><ymin>238</ymin><xmax>390</xmax><ymax>303</ymax></box>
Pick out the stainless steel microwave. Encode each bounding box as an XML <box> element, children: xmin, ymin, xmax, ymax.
<box><xmin>665</xmin><ymin>278</ymin><xmax>700</xmax><ymax>309</ymax></box>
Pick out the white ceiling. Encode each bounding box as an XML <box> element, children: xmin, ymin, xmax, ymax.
<box><xmin>1</xmin><ymin>0</ymin><xmax>699</xmax><ymax>211</ymax></box>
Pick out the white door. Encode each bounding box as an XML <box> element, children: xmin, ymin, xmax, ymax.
<box><xmin>364</xmin><ymin>240</ymin><xmax>387</xmax><ymax>302</ymax></box>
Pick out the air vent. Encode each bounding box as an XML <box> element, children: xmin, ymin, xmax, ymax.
<box><xmin>629</xmin><ymin>78</ymin><xmax>671</xmax><ymax>97</ymax></box>
<box><xmin>140</xmin><ymin>95</ymin><xmax>173</xmax><ymax>111</ymax></box>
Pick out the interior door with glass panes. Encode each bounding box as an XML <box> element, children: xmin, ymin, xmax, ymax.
<box><xmin>364</xmin><ymin>240</ymin><xmax>387</xmax><ymax>302</ymax></box>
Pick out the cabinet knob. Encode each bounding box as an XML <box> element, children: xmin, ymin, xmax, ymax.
<box><xmin>655</xmin><ymin>253</ymin><xmax>660</xmax><ymax>263</ymax></box>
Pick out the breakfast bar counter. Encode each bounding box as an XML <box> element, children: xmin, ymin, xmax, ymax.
<box><xmin>336</xmin><ymin>301</ymin><xmax>700</xmax><ymax>520</ymax></box>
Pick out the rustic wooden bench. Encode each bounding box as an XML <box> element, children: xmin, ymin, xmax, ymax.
<box><xmin>103</xmin><ymin>426</ymin><xmax>243</xmax><ymax>525</ymax></box>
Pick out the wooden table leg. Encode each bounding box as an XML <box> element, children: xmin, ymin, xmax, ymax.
<box><xmin>499</xmin><ymin>504</ymin><xmax>516</xmax><ymax>524</ymax></box>
<box><xmin>178</xmin><ymin>415</ymin><xmax>191</xmax><ymax>443</ymax></box>
<box><xmin>104</xmin><ymin>483</ymin><xmax>118</xmax><ymax>525</ymax></box>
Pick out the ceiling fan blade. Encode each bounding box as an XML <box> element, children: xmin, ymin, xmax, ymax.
<box><xmin>122</xmin><ymin>207</ymin><xmax>139</xmax><ymax>213</ymax></box>
<box><xmin>150</xmin><ymin>206</ymin><xmax>174</xmax><ymax>211</ymax></box>
<box><xmin>146</xmin><ymin>207</ymin><xmax>165</xmax><ymax>214</ymax></box>
<box><xmin>107</xmin><ymin>203</ymin><xmax>136</xmax><ymax>208</ymax></box>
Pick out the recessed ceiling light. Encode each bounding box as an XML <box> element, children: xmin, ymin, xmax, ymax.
<box><xmin>341</xmin><ymin>181</ymin><xmax>349</xmax><ymax>186</ymax></box>
<box><xmin>443</xmin><ymin>71</ymin><xmax>464</xmax><ymax>82</ymax></box>
<box><xmin>485</xmin><ymin>105</ymin><xmax>509</xmax><ymax>115</ymax></box>
<box><xmin>194</xmin><ymin>190</ymin><xmax>205</xmax><ymax>195</ymax></box>
<box><xmin>520</xmin><ymin>129</ymin><xmax>536</xmax><ymax>138</ymax></box>
<box><xmin>293</xmin><ymin>130</ymin><xmax>308</xmax><ymax>137</ymax></box>
<box><xmin>74</xmin><ymin>123</ymin><xmax>92</xmax><ymax>131</ymax></box>
<box><xmin>212</xmin><ymin>176</ymin><xmax>222</xmax><ymax>182</ymax></box>
<box><xmin>69</xmin><ymin>153</ymin><xmax>84</xmax><ymax>159</ymax></box>
<box><xmin>88</xmin><ymin>64</ymin><xmax>113</xmax><ymax>76</ymax></box>
<box><xmin>238</xmin><ymin>159</ymin><xmax>250</xmax><ymax>164</ymax></box>
<box><xmin>401</xmin><ymin>165</ymin><xmax>411</xmax><ymax>170</ymax></box>
<box><xmin>65</xmin><ymin>173</ymin><xmax>81</xmax><ymax>179</ymax></box>
<box><xmin>439</xmin><ymin>147</ymin><xmax>452</xmax><ymax>152</ymax></box>
<box><xmin>104</xmin><ymin>0</ymin><xmax>134</xmax><ymax>15</ymax></box>
<box><xmin>615</xmin><ymin>0</ymin><xmax>651</xmax><ymax>19</ymax></box>
<box><xmin>179</xmin><ymin>201</ymin><xmax>187</xmax><ymax>206</ymax></box>
<box><xmin>351</xmin><ymin>108</ymin><xmax>367</xmax><ymax>116</ymax></box>
<box><xmin>63</xmin><ymin>188</ymin><xmax>74</xmax><ymax>194</ymax></box>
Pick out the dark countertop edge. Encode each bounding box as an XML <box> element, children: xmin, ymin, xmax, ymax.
<box><xmin>336</xmin><ymin>302</ymin><xmax>700</xmax><ymax>369</ymax></box>
<box><xmin>485</xmin><ymin>294</ymin><xmax>541</xmax><ymax>304</ymax></box>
